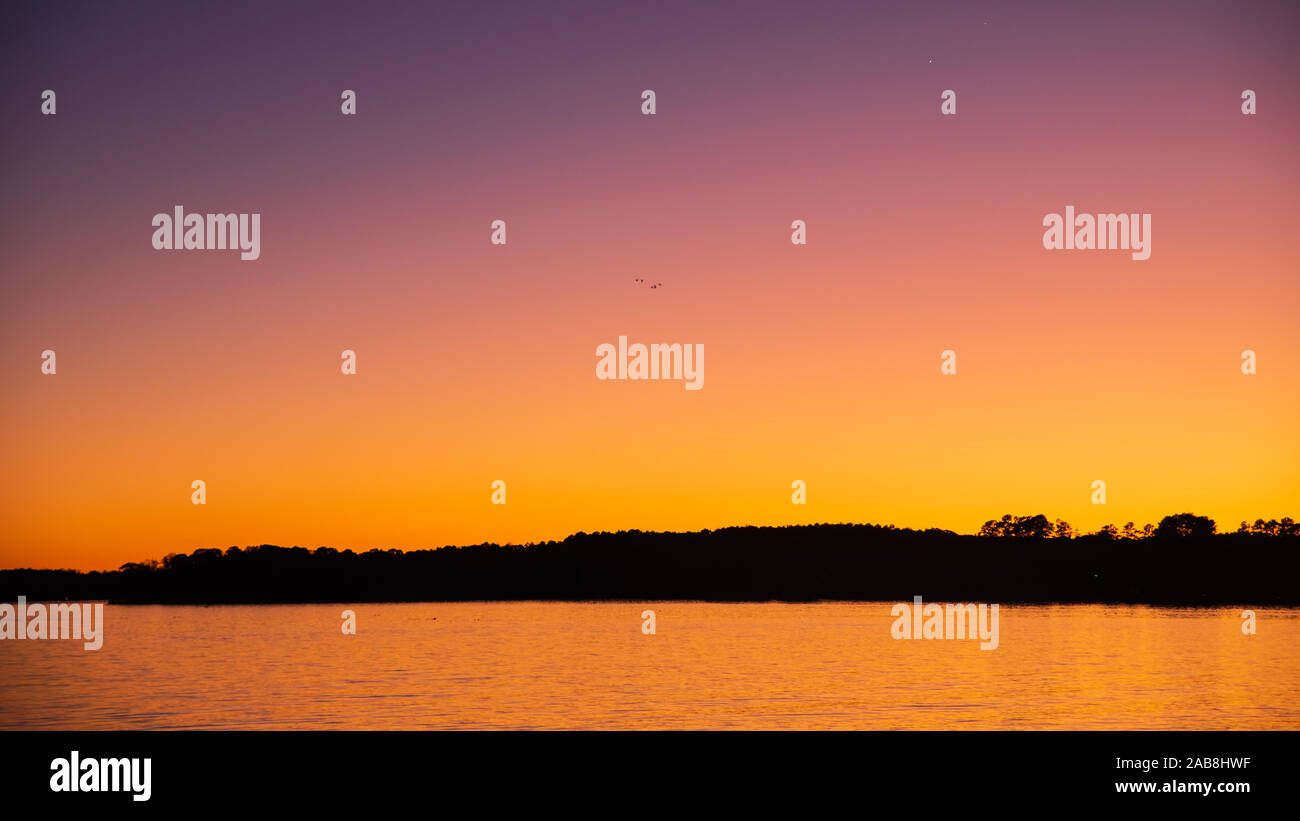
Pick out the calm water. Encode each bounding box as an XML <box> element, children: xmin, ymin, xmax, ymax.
<box><xmin>1</xmin><ymin>603</ymin><xmax>1297</xmax><ymax>730</ymax></box>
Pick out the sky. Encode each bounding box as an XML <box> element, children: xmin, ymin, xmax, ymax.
<box><xmin>1</xmin><ymin>0</ymin><xmax>1297</xmax><ymax>570</ymax></box>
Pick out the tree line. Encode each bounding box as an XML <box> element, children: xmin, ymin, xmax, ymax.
<box><xmin>980</xmin><ymin>513</ymin><xmax>1298</xmax><ymax>539</ymax></box>
<box><xmin>1</xmin><ymin>514</ymin><xmax>1295</xmax><ymax>606</ymax></box>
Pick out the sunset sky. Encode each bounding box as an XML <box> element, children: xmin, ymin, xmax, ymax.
<box><xmin>2</xmin><ymin>0</ymin><xmax>1297</xmax><ymax>571</ymax></box>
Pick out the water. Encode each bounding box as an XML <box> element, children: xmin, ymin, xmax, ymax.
<box><xmin>2</xmin><ymin>602</ymin><xmax>1297</xmax><ymax>729</ymax></box>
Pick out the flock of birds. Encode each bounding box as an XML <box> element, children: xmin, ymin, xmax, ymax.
<box><xmin>633</xmin><ymin>278</ymin><xmax>663</xmax><ymax>290</ymax></box>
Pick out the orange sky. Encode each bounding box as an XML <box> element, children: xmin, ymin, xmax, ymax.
<box><xmin>1</xmin><ymin>1</ymin><xmax>1297</xmax><ymax>570</ymax></box>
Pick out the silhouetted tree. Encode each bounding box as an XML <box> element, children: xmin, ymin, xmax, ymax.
<box><xmin>980</xmin><ymin>515</ymin><xmax>1014</xmax><ymax>537</ymax></box>
<box><xmin>1245</xmin><ymin>517</ymin><xmax>1299</xmax><ymax>537</ymax></box>
<box><xmin>1154</xmin><ymin>513</ymin><xmax>1216</xmax><ymax>539</ymax></box>
<box><xmin>980</xmin><ymin>514</ymin><xmax>1054</xmax><ymax>538</ymax></box>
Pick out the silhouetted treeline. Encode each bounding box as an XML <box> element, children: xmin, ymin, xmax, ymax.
<box><xmin>1</xmin><ymin>515</ymin><xmax>1295</xmax><ymax>605</ymax></box>
<box><xmin>979</xmin><ymin>512</ymin><xmax>1298</xmax><ymax>540</ymax></box>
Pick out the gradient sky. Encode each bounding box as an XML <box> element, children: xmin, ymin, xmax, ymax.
<box><xmin>2</xmin><ymin>0</ymin><xmax>1297</xmax><ymax>570</ymax></box>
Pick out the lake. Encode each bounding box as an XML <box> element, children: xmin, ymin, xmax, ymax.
<box><xmin>1</xmin><ymin>602</ymin><xmax>1296</xmax><ymax>729</ymax></box>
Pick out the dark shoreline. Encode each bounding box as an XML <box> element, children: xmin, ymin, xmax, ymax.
<box><xmin>3</xmin><ymin>522</ymin><xmax>1296</xmax><ymax>606</ymax></box>
<box><xmin>11</xmin><ymin>598</ymin><xmax>1289</xmax><ymax>608</ymax></box>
